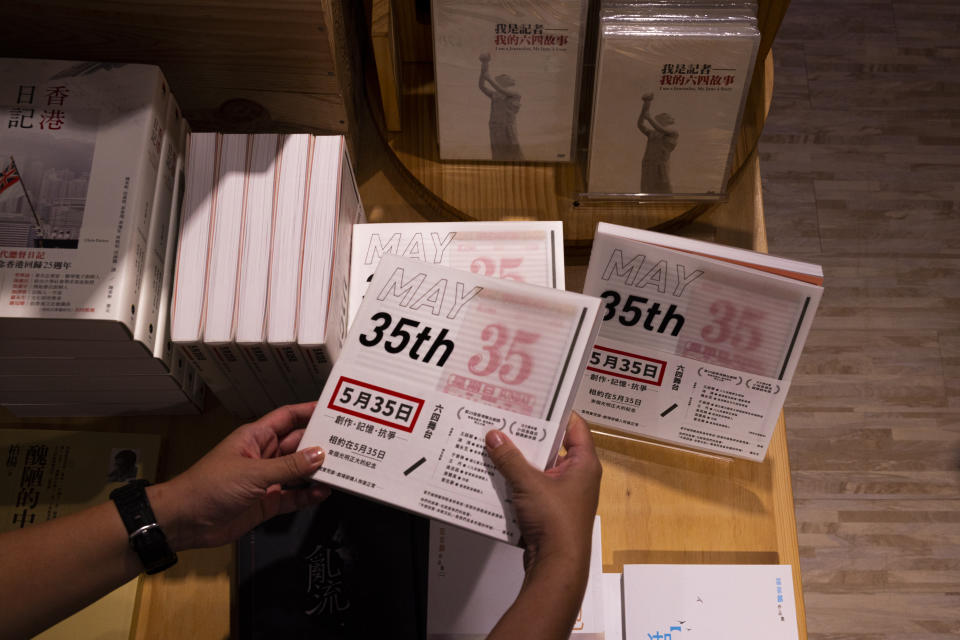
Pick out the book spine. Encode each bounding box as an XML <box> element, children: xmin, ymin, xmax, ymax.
<box><xmin>303</xmin><ymin>344</ymin><xmax>333</xmax><ymax>389</ymax></box>
<box><xmin>181</xmin><ymin>341</ymin><xmax>253</xmax><ymax>418</ymax></box>
<box><xmin>133</xmin><ymin>95</ymin><xmax>179</xmax><ymax>354</ymax></box>
<box><xmin>239</xmin><ymin>343</ymin><xmax>297</xmax><ymax>406</ymax></box>
<box><xmin>113</xmin><ymin>70</ymin><xmax>169</xmax><ymax>336</ymax></box>
<box><xmin>270</xmin><ymin>343</ymin><xmax>320</xmax><ymax>402</ymax></box>
<box><xmin>210</xmin><ymin>343</ymin><xmax>274</xmax><ymax>416</ymax></box>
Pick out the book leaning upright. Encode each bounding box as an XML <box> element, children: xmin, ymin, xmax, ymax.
<box><xmin>298</xmin><ymin>254</ymin><xmax>603</xmax><ymax>543</ymax></box>
<box><xmin>432</xmin><ymin>0</ymin><xmax>589</xmax><ymax>162</ymax></box>
<box><xmin>574</xmin><ymin>223</ymin><xmax>822</xmax><ymax>461</ymax></box>
<box><xmin>0</xmin><ymin>59</ymin><xmax>169</xmax><ymax>341</ymax></box>
<box><xmin>349</xmin><ymin>220</ymin><xmax>565</xmax><ymax>327</ymax></box>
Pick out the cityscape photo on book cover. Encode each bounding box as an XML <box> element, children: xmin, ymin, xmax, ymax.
<box><xmin>0</xmin><ymin>92</ymin><xmax>96</xmax><ymax>249</ymax></box>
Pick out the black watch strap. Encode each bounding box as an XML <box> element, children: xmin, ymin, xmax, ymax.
<box><xmin>110</xmin><ymin>479</ymin><xmax>178</xmax><ymax>575</ymax></box>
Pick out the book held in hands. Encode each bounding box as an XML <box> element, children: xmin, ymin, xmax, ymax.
<box><xmin>298</xmin><ymin>254</ymin><xmax>603</xmax><ymax>543</ymax></box>
<box><xmin>574</xmin><ymin>223</ymin><xmax>822</xmax><ymax>461</ymax></box>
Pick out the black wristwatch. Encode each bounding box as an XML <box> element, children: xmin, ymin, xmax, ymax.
<box><xmin>109</xmin><ymin>479</ymin><xmax>178</xmax><ymax>575</ymax></box>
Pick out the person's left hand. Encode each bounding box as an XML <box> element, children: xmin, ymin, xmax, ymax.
<box><xmin>149</xmin><ymin>402</ymin><xmax>331</xmax><ymax>551</ymax></box>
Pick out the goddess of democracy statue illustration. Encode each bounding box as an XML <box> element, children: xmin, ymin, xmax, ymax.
<box><xmin>637</xmin><ymin>92</ymin><xmax>679</xmax><ymax>193</ymax></box>
<box><xmin>478</xmin><ymin>53</ymin><xmax>524</xmax><ymax>162</ymax></box>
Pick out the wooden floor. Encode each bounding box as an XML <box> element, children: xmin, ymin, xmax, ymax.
<box><xmin>759</xmin><ymin>0</ymin><xmax>960</xmax><ymax>637</ymax></box>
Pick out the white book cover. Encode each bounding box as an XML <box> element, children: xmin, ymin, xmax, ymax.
<box><xmin>574</xmin><ymin>223</ymin><xmax>822</xmax><ymax>461</ymax></box>
<box><xmin>133</xmin><ymin>90</ymin><xmax>181</xmax><ymax>354</ymax></box>
<box><xmin>153</xmin><ymin>103</ymin><xmax>189</xmax><ymax>368</ymax></box>
<box><xmin>602</xmin><ymin>573</ymin><xmax>623</xmax><ymax>640</ymax></box>
<box><xmin>349</xmin><ymin>221</ymin><xmax>565</xmax><ymax>327</ymax></box>
<box><xmin>266</xmin><ymin>134</ymin><xmax>317</xmax><ymax>401</ymax></box>
<box><xmin>0</xmin><ymin>59</ymin><xmax>168</xmax><ymax>338</ymax></box>
<box><xmin>298</xmin><ymin>254</ymin><xmax>602</xmax><ymax>543</ymax></box>
<box><xmin>297</xmin><ymin>135</ymin><xmax>364</xmax><ymax>387</ymax></box>
<box><xmin>587</xmin><ymin>18</ymin><xmax>759</xmax><ymax>196</ymax></box>
<box><xmin>622</xmin><ymin>564</ymin><xmax>799</xmax><ymax>640</ymax></box>
<box><xmin>432</xmin><ymin>0</ymin><xmax>588</xmax><ymax>162</ymax></box>
<box><xmin>427</xmin><ymin>516</ymin><xmax>604</xmax><ymax>638</ymax></box>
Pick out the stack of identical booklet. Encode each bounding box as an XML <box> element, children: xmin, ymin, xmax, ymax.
<box><xmin>171</xmin><ymin>133</ymin><xmax>363</xmax><ymax>418</ymax></box>
<box><xmin>0</xmin><ymin>58</ymin><xmax>203</xmax><ymax>416</ymax></box>
<box><xmin>298</xmin><ymin>254</ymin><xmax>603</xmax><ymax>543</ymax></box>
<box><xmin>587</xmin><ymin>1</ymin><xmax>760</xmax><ymax>198</ymax></box>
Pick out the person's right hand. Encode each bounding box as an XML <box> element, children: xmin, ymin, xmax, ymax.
<box><xmin>484</xmin><ymin>412</ymin><xmax>601</xmax><ymax>572</ymax></box>
<box><xmin>642</xmin><ymin>92</ymin><xmax>654</xmax><ymax>101</ymax></box>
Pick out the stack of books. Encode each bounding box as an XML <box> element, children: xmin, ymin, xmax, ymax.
<box><xmin>0</xmin><ymin>58</ymin><xmax>204</xmax><ymax>417</ymax></box>
<box><xmin>171</xmin><ymin>133</ymin><xmax>364</xmax><ymax>419</ymax></box>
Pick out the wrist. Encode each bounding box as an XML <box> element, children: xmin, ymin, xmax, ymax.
<box><xmin>145</xmin><ymin>482</ymin><xmax>190</xmax><ymax>552</ymax></box>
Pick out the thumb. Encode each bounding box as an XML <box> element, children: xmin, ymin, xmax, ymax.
<box><xmin>257</xmin><ymin>447</ymin><xmax>325</xmax><ymax>487</ymax></box>
<box><xmin>485</xmin><ymin>429</ymin><xmax>538</xmax><ymax>490</ymax></box>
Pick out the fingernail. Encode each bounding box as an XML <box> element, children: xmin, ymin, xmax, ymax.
<box><xmin>303</xmin><ymin>447</ymin><xmax>325</xmax><ymax>465</ymax></box>
<box><xmin>486</xmin><ymin>429</ymin><xmax>505</xmax><ymax>449</ymax></box>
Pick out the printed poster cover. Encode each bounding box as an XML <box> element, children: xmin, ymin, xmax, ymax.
<box><xmin>587</xmin><ymin>26</ymin><xmax>758</xmax><ymax>196</ymax></box>
<box><xmin>299</xmin><ymin>254</ymin><xmax>602</xmax><ymax>543</ymax></box>
<box><xmin>432</xmin><ymin>0</ymin><xmax>587</xmax><ymax>162</ymax></box>
<box><xmin>0</xmin><ymin>59</ymin><xmax>164</xmax><ymax>322</ymax></box>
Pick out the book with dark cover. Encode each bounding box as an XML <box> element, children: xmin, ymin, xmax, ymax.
<box><xmin>236</xmin><ymin>490</ymin><xmax>428</xmax><ymax>639</ymax></box>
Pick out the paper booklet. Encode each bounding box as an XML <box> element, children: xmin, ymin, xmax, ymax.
<box><xmin>586</xmin><ymin>7</ymin><xmax>759</xmax><ymax>197</ymax></box>
<box><xmin>602</xmin><ymin>573</ymin><xmax>624</xmax><ymax>640</ymax></box>
<box><xmin>622</xmin><ymin>564</ymin><xmax>799</xmax><ymax>640</ymax></box>
<box><xmin>349</xmin><ymin>221</ymin><xmax>565</xmax><ymax>327</ymax></box>
<box><xmin>574</xmin><ymin>223</ymin><xmax>822</xmax><ymax>461</ymax></box>
<box><xmin>0</xmin><ymin>59</ymin><xmax>169</xmax><ymax>340</ymax></box>
<box><xmin>299</xmin><ymin>254</ymin><xmax>603</xmax><ymax>543</ymax></box>
<box><xmin>432</xmin><ymin>0</ymin><xmax>588</xmax><ymax>162</ymax></box>
<box><xmin>427</xmin><ymin>516</ymin><xmax>604</xmax><ymax>639</ymax></box>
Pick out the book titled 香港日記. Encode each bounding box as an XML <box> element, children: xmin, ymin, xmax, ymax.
<box><xmin>0</xmin><ymin>59</ymin><xmax>169</xmax><ymax>340</ymax></box>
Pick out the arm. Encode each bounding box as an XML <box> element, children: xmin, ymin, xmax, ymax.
<box><xmin>485</xmin><ymin>414</ymin><xmax>602</xmax><ymax>640</ymax></box>
<box><xmin>0</xmin><ymin>403</ymin><xmax>330</xmax><ymax>640</ymax></box>
<box><xmin>479</xmin><ymin>55</ymin><xmax>494</xmax><ymax>97</ymax></box>
<box><xmin>638</xmin><ymin>93</ymin><xmax>653</xmax><ymax>134</ymax></box>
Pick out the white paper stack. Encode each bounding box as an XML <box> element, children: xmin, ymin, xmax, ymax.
<box><xmin>427</xmin><ymin>516</ymin><xmax>605</xmax><ymax>639</ymax></box>
<box><xmin>0</xmin><ymin>58</ymin><xmax>203</xmax><ymax>416</ymax></box>
<box><xmin>620</xmin><ymin>564</ymin><xmax>799</xmax><ymax>640</ymax></box>
<box><xmin>432</xmin><ymin>0</ymin><xmax>589</xmax><ymax>162</ymax></box>
<box><xmin>349</xmin><ymin>221</ymin><xmax>566</xmax><ymax>326</ymax></box>
<box><xmin>298</xmin><ymin>254</ymin><xmax>603</xmax><ymax>542</ymax></box>
<box><xmin>171</xmin><ymin>133</ymin><xmax>364</xmax><ymax>418</ymax></box>
<box><xmin>574</xmin><ymin>223</ymin><xmax>822</xmax><ymax>461</ymax></box>
<box><xmin>587</xmin><ymin>2</ymin><xmax>760</xmax><ymax>197</ymax></box>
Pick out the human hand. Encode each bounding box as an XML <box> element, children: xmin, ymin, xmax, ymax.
<box><xmin>642</xmin><ymin>92</ymin><xmax>654</xmax><ymax>102</ymax></box>
<box><xmin>149</xmin><ymin>402</ymin><xmax>331</xmax><ymax>551</ymax></box>
<box><xmin>479</xmin><ymin>52</ymin><xmax>491</xmax><ymax>63</ymax></box>
<box><xmin>484</xmin><ymin>413</ymin><xmax>601</xmax><ymax>572</ymax></box>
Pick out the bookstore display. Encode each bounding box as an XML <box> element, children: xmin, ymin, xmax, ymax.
<box><xmin>1</xmin><ymin>0</ymin><xmax>809</xmax><ymax>635</ymax></box>
<box><xmin>0</xmin><ymin>58</ymin><xmax>203</xmax><ymax>417</ymax></box>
